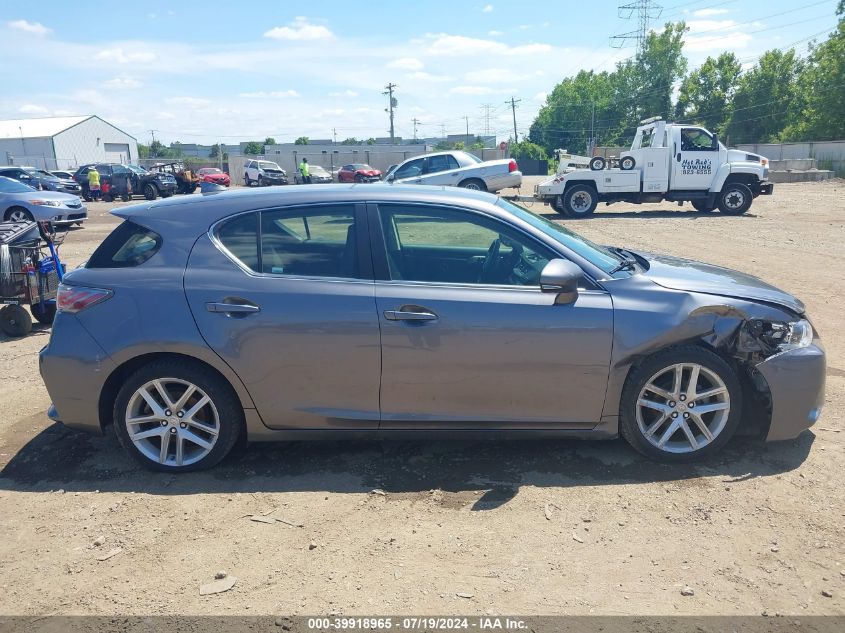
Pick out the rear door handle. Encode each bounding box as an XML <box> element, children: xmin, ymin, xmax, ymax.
<box><xmin>206</xmin><ymin>302</ymin><xmax>260</xmax><ymax>314</ymax></box>
<box><xmin>384</xmin><ymin>309</ymin><xmax>438</xmax><ymax>322</ymax></box>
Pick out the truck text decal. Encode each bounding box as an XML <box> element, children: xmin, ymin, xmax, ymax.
<box><xmin>681</xmin><ymin>158</ymin><xmax>712</xmax><ymax>176</ymax></box>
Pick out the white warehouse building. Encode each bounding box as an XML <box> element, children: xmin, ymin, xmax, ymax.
<box><xmin>0</xmin><ymin>115</ymin><xmax>138</xmax><ymax>171</ymax></box>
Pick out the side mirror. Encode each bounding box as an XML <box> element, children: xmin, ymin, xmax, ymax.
<box><xmin>711</xmin><ymin>133</ymin><xmax>719</xmax><ymax>150</ymax></box>
<box><xmin>386</xmin><ymin>174</ymin><xmax>395</xmax><ymax>183</ymax></box>
<box><xmin>540</xmin><ymin>259</ymin><xmax>583</xmax><ymax>305</ymax></box>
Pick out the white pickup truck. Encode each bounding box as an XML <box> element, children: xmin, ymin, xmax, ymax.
<box><xmin>535</xmin><ymin>117</ymin><xmax>773</xmax><ymax>217</ymax></box>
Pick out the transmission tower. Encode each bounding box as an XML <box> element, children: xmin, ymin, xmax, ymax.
<box><xmin>610</xmin><ymin>0</ymin><xmax>662</xmax><ymax>52</ymax></box>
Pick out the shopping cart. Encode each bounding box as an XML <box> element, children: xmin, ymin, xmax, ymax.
<box><xmin>0</xmin><ymin>221</ymin><xmax>66</xmax><ymax>337</ymax></box>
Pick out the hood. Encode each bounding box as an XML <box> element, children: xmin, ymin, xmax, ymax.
<box><xmin>641</xmin><ymin>252</ymin><xmax>804</xmax><ymax>314</ymax></box>
<box><xmin>15</xmin><ymin>189</ymin><xmax>80</xmax><ymax>203</ymax></box>
<box><xmin>727</xmin><ymin>148</ymin><xmax>767</xmax><ymax>165</ymax></box>
<box><xmin>356</xmin><ymin>169</ymin><xmax>381</xmax><ymax>176</ymax></box>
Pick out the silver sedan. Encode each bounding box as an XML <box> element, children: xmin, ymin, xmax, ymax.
<box><xmin>0</xmin><ymin>176</ymin><xmax>87</xmax><ymax>224</ymax></box>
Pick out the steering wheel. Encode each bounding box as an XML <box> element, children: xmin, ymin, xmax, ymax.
<box><xmin>478</xmin><ymin>238</ymin><xmax>501</xmax><ymax>283</ymax></box>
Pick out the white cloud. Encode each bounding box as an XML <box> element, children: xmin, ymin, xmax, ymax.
<box><xmin>463</xmin><ymin>68</ymin><xmax>533</xmax><ymax>84</ymax></box>
<box><xmin>407</xmin><ymin>71</ymin><xmax>453</xmax><ymax>82</ymax></box>
<box><xmin>685</xmin><ymin>19</ymin><xmax>754</xmax><ymax>52</ymax></box>
<box><xmin>264</xmin><ymin>17</ymin><xmax>333</xmax><ymax>41</ymax></box>
<box><xmin>424</xmin><ymin>33</ymin><xmax>551</xmax><ymax>57</ymax></box>
<box><xmin>488</xmin><ymin>30</ymin><xmax>503</xmax><ymax>36</ymax></box>
<box><xmin>329</xmin><ymin>90</ymin><xmax>359</xmax><ymax>98</ymax></box>
<box><xmin>103</xmin><ymin>76</ymin><xmax>142</xmax><ymax>89</ymax></box>
<box><xmin>534</xmin><ymin>91</ymin><xmax>547</xmax><ymax>102</ymax></box>
<box><xmin>693</xmin><ymin>8</ymin><xmax>730</xmax><ymax>17</ymax></box>
<box><xmin>238</xmin><ymin>90</ymin><xmax>300</xmax><ymax>99</ymax></box>
<box><xmin>7</xmin><ymin>19</ymin><xmax>51</xmax><ymax>36</ymax></box>
<box><xmin>166</xmin><ymin>96</ymin><xmax>212</xmax><ymax>107</ymax></box>
<box><xmin>482</xmin><ymin>4</ymin><xmax>493</xmax><ymax>12</ymax></box>
<box><xmin>450</xmin><ymin>86</ymin><xmax>508</xmax><ymax>95</ymax></box>
<box><xmin>18</xmin><ymin>104</ymin><xmax>49</xmax><ymax>114</ymax></box>
<box><xmin>95</xmin><ymin>48</ymin><xmax>155</xmax><ymax>64</ymax></box>
<box><xmin>388</xmin><ymin>57</ymin><xmax>424</xmax><ymax>70</ymax></box>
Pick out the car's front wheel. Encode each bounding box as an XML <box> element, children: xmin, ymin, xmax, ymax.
<box><xmin>620</xmin><ymin>346</ymin><xmax>742</xmax><ymax>462</ymax></box>
<box><xmin>5</xmin><ymin>206</ymin><xmax>34</xmax><ymax>222</ymax></box>
<box><xmin>143</xmin><ymin>183</ymin><xmax>158</xmax><ymax>201</ymax></box>
<box><xmin>113</xmin><ymin>360</ymin><xmax>242</xmax><ymax>472</ymax></box>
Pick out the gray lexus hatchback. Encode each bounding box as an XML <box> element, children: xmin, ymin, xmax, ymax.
<box><xmin>39</xmin><ymin>185</ymin><xmax>825</xmax><ymax>472</ymax></box>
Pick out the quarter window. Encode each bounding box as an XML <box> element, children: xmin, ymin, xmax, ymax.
<box><xmin>426</xmin><ymin>154</ymin><xmax>459</xmax><ymax>173</ymax></box>
<box><xmin>87</xmin><ymin>221</ymin><xmax>162</xmax><ymax>268</ymax></box>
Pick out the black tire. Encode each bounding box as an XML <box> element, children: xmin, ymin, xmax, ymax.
<box><xmin>691</xmin><ymin>200</ymin><xmax>715</xmax><ymax>212</ymax></box>
<box><xmin>102</xmin><ymin>193</ymin><xmax>113</xmax><ymax>203</ymax></box>
<box><xmin>562</xmin><ymin>184</ymin><xmax>598</xmax><ymax>217</ymax></box>
<box><xmin>161</xmin><ymin>191</ymin><xmax>173</xmax><ymax>198</ymax></box>
<box><xmin>258</xmin><ymin>176</ymin><xmax>265</xmax><ymax>187</ymax></box>
<box><xmin>717</xmin><ymin>183</ymin><xmax>753</xmax><ymax>215</ymax></box>
<box><xmin>0</xmin><ymin>304</ymin><xmax>33</xmax><ymax>337</ymax></box>
<box><xmin>354</xmin><ymin>174</ymin><xmax>364</xmax><ymax>183</ymax></box>
<box><xmin>121</xmin><ymin>194</ymin><xmax>131</xmax><ymax>202</ymax></box>
<box><xmin>459</xmin><ymin>178</ymin><xmax>487</xmax><ymax>192</ymax></box>
<box><xmin>620</xmin><ymin>156</ymin><xmax>636</xmax><ymax>171</ymax></box>
<box><xmin>589</xmin><ymin>156</ymin><xmax>606</xmax><ymax>171</ymax></box>
<box><xmin>244</xmin><ymin>174</ymin><xmax>251</xmax><ymax>186</ymax></box>
<box><xmin>551</xmin><ymin>195</ymin><xmax>566</xmax><ymax>214</ymax></box>
<box><xmin>620</xmin><ymin>346</ymin><xmax>743</xmax><ymax>463</ymax></box>
<box><xmin>32</xmin><ymin>301</ymin><xmax>56</xmax><ymax>325</ymax></box>
<box><xmin>113</xmin><ymin>359</ymin><xmax>243</xmax><ymax>473</ymax></box>
<box><xmin>143</xmin><ymin>183</ymin><xmax>158</xmax><ymax>201</ymax></box>
<box><xmin>4</xmin><ymin>206</ymin><xmax>34</xmax><ymax>223</ymax></box>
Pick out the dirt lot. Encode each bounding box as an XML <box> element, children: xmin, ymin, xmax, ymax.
<box><xmin>0</xmin><ymin>179</ymin><xmax>843</xmax><ymax>617</ymax></box>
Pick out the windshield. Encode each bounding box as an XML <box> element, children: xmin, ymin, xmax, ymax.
<box><xmin>351</xmin><ymin>164</ymin><xmax>372</xmax><ymax>170</ymax></box>
<box><xmin>0</xmin><ymin>176</ymin><xmax>36</xmax><ymax>193</ymax></box>
<box><xmin>495</xmin><ymin>199</ymin><xmax>623</xmax><ymax>274</ymax></box>
<box><xmin>32</xmin><ymin>169</ymin><xmax>58</xmax><ymax>179</ymax></box>
<box><xmin>127</xmin><ymin>165</ymin><xmax>147</xmax><ymax>174</ymax></box>
<box><xmin>458</xmin><ymin>152</ymin><xmax>482</xmax><ymax>164</ymax></box>
<box><xmin>310</xmin><ymin>166</ymin><xmax>329</xmax><ymax>175</ymax></box>
<box><xmin>258</xmin><ymin>161</ymin><xmax>282</xmax><ymax>170</ymax></box>
<box><xmin>202</xmin><ymin>168</ymin><xmax>222</xmax><ymax>174</ymax></box>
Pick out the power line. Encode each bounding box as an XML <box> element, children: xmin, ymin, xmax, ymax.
<box><xmin>611</xmin><ymin>0</ymin><xmax>663</xmax><ymax>51</ymax></box>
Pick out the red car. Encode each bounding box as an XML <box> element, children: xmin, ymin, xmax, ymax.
<box><xmin>197</xmin><ymin>167</ymin><xmax>231</xmax><ymax>187</ymax></box>
<box><xmin>337</xmin><ymin>163</ymin><xmax>382</xmax><ymax>183</ymax></box>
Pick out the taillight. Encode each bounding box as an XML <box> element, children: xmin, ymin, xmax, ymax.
<box><xmin>508</xmin><ymin>159</ymin><xmax>518</xmax><ymax>172</ymax></box>
<box><xmin>57</xmin><ymin>284</ymin><xmax>112</xmax><ymax>313</ymax></box>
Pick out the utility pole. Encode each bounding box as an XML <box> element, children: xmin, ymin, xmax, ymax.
<box><xmin>332</xmin><ymin>128</ymin><xmax>337</xmax><ymax>145</ymax></box>
<box><xmin>148</xmin><ymin>129</ymin><xmax>158</xmax><ymax>157</ymax></box>
<box><xmin>506</xmin><ymin>97</ymin><xmax>521</xmax><ymax>143</ymax></box>
<box><xmin>411</xmin><ymin>118</ymin><xmax>420</xmax><ymax>142</ymax></box>
<box><xmin>383</xmin><ymin>83</ymin><xmax>397</xmax><ymax>143</ymax></box>
<box><xmin>610</xmin><ymin>0</ymin><xmax>662</xmax><ymax>52</ymax></box>
<box><xmin>590</xmin><ymin>102</ymin><xmax>596</xmax><ymax>156</ymax></box>
<box><xmin>463</xmin><ymin>115</ymin><xmax>470</xmax><ymax>142</ymax></box>
<box><xmin>440</xmin><ymin>124</ymin><xmax>447</xmax><ymax>139</ymax></box>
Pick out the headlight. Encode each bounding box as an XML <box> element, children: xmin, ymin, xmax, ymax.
<box><xmin>31</xmin><ymin>199</ymin><xmax>61</xmax><ymax>207</ymax></box>
<box><xmin>780</xmin><ymin>319</ymin><xmax>813</xmax><ymax>350</ymax></box>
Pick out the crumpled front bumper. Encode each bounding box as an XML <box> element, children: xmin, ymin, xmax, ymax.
<box><xmin>756</xmin><ymin>341</ymin><xmax>826</xmax><ymax>441</ymax></box>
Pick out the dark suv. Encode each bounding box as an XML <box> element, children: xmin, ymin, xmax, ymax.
<box><xmin>74</xmin><ymin>164</ymin><xmax>177</xmax><ymax>201</ymax></box>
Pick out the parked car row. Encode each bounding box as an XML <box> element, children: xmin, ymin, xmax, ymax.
<box><xmin>0</xmin><ymin>166</ymin><xmax>81</xmax><ymax>196</ymax></box>
<box><xmin>0</xmin><ymin>175</ymin><xmax>87</xmax><ymax>224</ymax></box>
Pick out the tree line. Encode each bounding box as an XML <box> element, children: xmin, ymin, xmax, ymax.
<box><xmin>528</xmin><ymin>3</ymin><xmax>844</xmax><ymax>155</ymax></box>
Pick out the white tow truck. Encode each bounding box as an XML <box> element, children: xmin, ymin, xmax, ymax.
<box><xmin>534</xmin><ymin>117</ymin><xmax>774</xmax><ymax>217</ymax></box>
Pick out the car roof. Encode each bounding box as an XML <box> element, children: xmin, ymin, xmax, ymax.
<box><xmin>113</xmin><ymin>184</ymin><xmax>501</xmax><ymax>228</ymax></box>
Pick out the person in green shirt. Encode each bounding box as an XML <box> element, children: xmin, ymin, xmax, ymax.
<box><xmin>298</xmin><ymin>157</ymin><xmax>311</xmax><ymax>184</ymax></box>
<box><xmin>87</xmin><ymin>166</ymin><xmax>101</xmax><ymax>201</ymax></box>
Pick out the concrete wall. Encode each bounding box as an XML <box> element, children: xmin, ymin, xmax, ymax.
<box><xmin>53</xmin><ymin>117</ymin><xmax>138</xmax><ymax>170</ymax></box>
<box><xmin>0</xmin><ymin>137</ymin><xmax>56</xmax><ymax>169</ymax></box>
<box><xmin>736</xmin><ymin>140</ymin><xmax>845</xmax><ymax>176</ymax></box>
<box><xmin>261</xmin><ymin>144</ymin><xmax>428</xmax><ymax>174</ymax></box>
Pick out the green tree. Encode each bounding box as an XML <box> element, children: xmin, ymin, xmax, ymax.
<box><xmin>243</xmin><ymin>141</ymin><xmax>264</xmax><ymax>155</ymax></box>
<box><xmin>433</xmin><ymin>140</ymin><xmax>451</xmax><ymax>150</ymax></box>
<box><xmin>631</xmin><ymin>22</ymin><xmax>689</xmax><ymax>122</ymax></box>
<box><xmin>781</xmin><ymin>6</ymin><xmax>845</xmax><ymax>141</ymax></box>
<box><xmin>294</xmin><ymin>136</ymin><xmax>309</xmax><ymax>145</ymax></box>
<box><xmin>366</xmin><ymin>138</ymin><xmax>376</xmax><ymax>145</ymax></box>
<box><xmin>509</xmin><ymin>140</ymin><xmax>548</xmax><ymax>160</ymax></box>
<box><xmin>676</xmin><ymin>52</ymin><xmax>741</xmax><ymax>136</ymax></box>
<box><xmin>264</xmin><ymin>137</ymin><xmax>277</xmax><ymax>146</ymax></box>
<box><xmin>209</xmin><ymin>143</ymin><xmax>221</xmax><ymax>158</ymax></box>
<box><xmin>340</xmin><ymin>137</ymin><xmax>360</xmax><ymax>145</ymax></box>
<box><xmin>724</xmin><ymin>49</ymin><xmax>804</xmax><ymax>144</ymax></box>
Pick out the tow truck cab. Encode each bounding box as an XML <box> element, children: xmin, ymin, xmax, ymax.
<box><xmin>536</xmin><ymin>117</ymin><xmax>773</xmax><ymax>217</ymax></box>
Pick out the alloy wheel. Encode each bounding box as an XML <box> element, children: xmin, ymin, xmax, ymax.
<box><xmin>635</xmin><ymin>362</ymin><xmax>730</xmax><ymax>454</ymax></box>
<box><xmin>9</xmin><ymin>209</ymin><xmax>32</xmax><ymax>222</ymax></box>
<box><xmin>125</xmin><ymin>378</ymin><xmax>220</xmax><ymax>467</ymax></box>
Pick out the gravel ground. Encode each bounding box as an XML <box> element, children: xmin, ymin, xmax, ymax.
<box><xmin>0</xmin><ymin>179</ymin><xmax>842</xmax><ymax>617</ymax></box>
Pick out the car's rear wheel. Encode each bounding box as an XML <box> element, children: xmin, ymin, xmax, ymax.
<box><xmin>620</xmin><ymin>346</ymin><xmax>742</xmax><ymax>462</ymax></box>
<box><xmin>5</xmin><ymin>206</ymin><xmax>34</xmax><ymax>222</ymax></box>
<box><xmin>459</xmin><ymin>178</ymin><xmax>487</xmax><ymax>192</ymax></box>
<box><xmin>244</xmin><ymin>174</ymin><xmax>251</xmax><ymax>186</ymax></box>
<box><xmin>562</xmin><ymin>184</ymin><xmax>598</xmax><ymax>217</ymax></box>
<box><xmin>113</xmin><ymin>360</ymin><xmax>242</xmax><ymax>472</ymax></box>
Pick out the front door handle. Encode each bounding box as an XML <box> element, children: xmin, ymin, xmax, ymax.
<box><xmin>384</xmin><ymin>308</ymin><xmax>438</xmax><ymax>321</ymax></box>
<box><xmin>676</xmin><ymin>153</ymin><xmax>682</xmax><ymax>162</ymax></box>
<box><xmin>206</xmin><ymin>301</ymin><xmax>260</xmax><ymax>314</ymax></box>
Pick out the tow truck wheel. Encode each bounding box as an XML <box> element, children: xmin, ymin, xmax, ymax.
<box><xmin>620</xmin><ymin>156</ymin><xmax>636</xmax><ymax>171</ymax></box>
<box><xmin>718</xmin><ymin>183</ymin><xmax>753</xmax><ymax>215</ymax></box>
<box><xmin>563</xmin><ymin>185</ymin><xmax>598</xmax><ymax>218</ymax></box>
<box><xmin>692</xmin><ymin>201</ymin><xmax>715</xmax><ymax>212</ymax></box>
<box><xmin>589</xmin><ymin>157</ymin><xmax>606</xmax><ymax>171</ymax></box>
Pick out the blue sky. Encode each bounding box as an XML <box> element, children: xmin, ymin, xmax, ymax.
<box><xmin>0</xmin><ymin>0</ymin><xmax>840</xmax><ymax>145</ymax></box>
